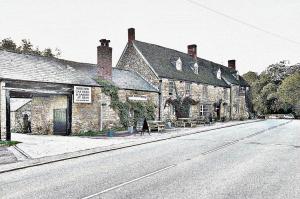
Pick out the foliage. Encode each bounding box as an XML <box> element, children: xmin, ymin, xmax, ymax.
<box><xmin>165</xmin><ymin>97</ymin><xmax>199</xmax><ymax>118</ymax></box>
<box><xmin>95</xmin><ymin>79</ymin><xmax>155</xmax><ymax>128</ymax></box>
<box><xmin>242</xmin><ymin>71</ymin><xmax>258</xmax><ymax>83</ymax></box>
<box><xmin>0</xmin><ymin>38</ymin><xmax>61</xmax><ymax>58</ymax></box>
<box><xmin>0</xmin><ymin>140</ymin><xmax>21</xmax><ymax>147</ymax></box>
<box><xmin>243</xmin><ymin>61</ymin><xmax>300</xmax><ymax>115</ymax></box>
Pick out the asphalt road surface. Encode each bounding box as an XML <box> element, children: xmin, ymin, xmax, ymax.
<box><xmin>0</xmin><ymin>119</ymin><xmax>299</xmax><ymax>199</ymax></box>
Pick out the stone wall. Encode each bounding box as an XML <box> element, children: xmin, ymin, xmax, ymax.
<box><xmin>116</xmin><ymin>43</ymin><xmax>160</xmax><ymax>87</ymax></box>
<box><xmin>160</xmin><ymin>78</ymin><xmax>230</xmax><ymax>121</ymax></box>
<box><xmin>230</xmin><ymin>85</ymin><xmax>249</xmax><ymax>120</ymax></box>
<box><xmin>101</xmin><ymin>89</ymin><xmax>159</xmax><ymax>129</ymax></box>
<box><xmin>31</xmin><ymin>95</ymin><xmax>68</xmax><ymax>135</ymax></box>
<box><xmin>11</xmin><ymin>102</ymin><xmax>32</xmax><ymax>133</ymax></box>
<box><xmin>72</xmin><ymin>87</ymin><xmax>101</xmax><ymax>134</ymax></box>
<box><xmin>0</xmin><ymin>81</ymin><xmax>6</xmax><ymax>140</ymax></box>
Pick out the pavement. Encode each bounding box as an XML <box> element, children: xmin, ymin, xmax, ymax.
<box><xmin>0</xmin><ymin>147</ymin><xmax>17</xmax><ymax>165</ymax></box>
<box><xmin>0</xmin><ymin>119</ymin><xmax>298</xmax><ymax>199</ymax></box>
<box><xmin>0</xmin><ymin>119</ymin><xmax>261</xmax><ymax>173</ymax></box>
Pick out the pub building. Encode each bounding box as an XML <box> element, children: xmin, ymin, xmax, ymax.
<box><xmin>0</xmin><ymin>39</ymin><xmax>159</xmax><ymax>140</ymax></box>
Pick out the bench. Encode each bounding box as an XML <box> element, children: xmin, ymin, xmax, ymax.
<box><xmin>147</xmin><ymin>121</ymin><xmax>165</xmax><ymax>133</ymax></box>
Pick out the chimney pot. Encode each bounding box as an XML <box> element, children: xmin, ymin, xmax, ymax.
<box><xmin>128</xmin><ymin>28</ymin><xmax>135</xmax><ymax>42</ymax></box>
<box><xmin>100</xmin><ymin>39</ymin><xmax>110</xmax><ymax>47</ymax></box>
<box><xmin>228</xmin><ymin>60</ymin><xmax>236</xmax><ymax>70</ymax></box>
<box><xmin>188</xmin><ymin>44</ymin><xmax>197</xmax><ymax>59</ymax></box>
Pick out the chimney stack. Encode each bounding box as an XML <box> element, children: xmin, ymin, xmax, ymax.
<box><xmin>228</xmin><ymin>60</ymin><xmax>236</xmax><ymax>70</ymax></box>
<box><xmin>128</xmin><ymin>28</ymin><xmax>135</xmax><ymax>42</ymax></box>
<box><xmin>188</xmin><ymin>44</ymin><xmax>197</xmax><ymax>59</ymax></box>
<box><xmin>97</xmin><ymin>39</ymin><xmax>112</xmax><ymax>80</ymax></box>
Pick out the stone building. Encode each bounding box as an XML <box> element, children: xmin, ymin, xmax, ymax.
<box><xmin>10</xmin><ymin>98</ymin><xmax>32</xmax><ymax>133</ymax></box>
<box><xmin>0</xmin><ymin>39</ymin><xmax>158</xmax><ymax>140</ymax></box>
<box><xmin>117</xmin><ymin>28</ymin><xmax>250</xmax><ymax>121</ymax></box>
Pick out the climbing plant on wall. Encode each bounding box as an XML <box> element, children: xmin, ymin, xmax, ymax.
<box><xmin>164</xmin><ymin>82</ymin><xmax>199</xmax><ymax>119</ymax></box>
<box><xmin>95</xmin><ymin>79</ymin><xmax>155</xmax><ymax>128</ymax></box>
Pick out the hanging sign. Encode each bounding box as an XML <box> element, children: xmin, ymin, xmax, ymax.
<box><xmin>74</xmin><ymin>86</ymin><xmax>92</xmax><ymax>103</ymax></box>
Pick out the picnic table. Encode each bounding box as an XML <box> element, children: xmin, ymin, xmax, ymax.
<box><xmin>147</xmin><ymin>120</ymin><xmax>165</xmax><ymax>133</ymax></box>
<box><xmin>175</xmin><ymin>118</ymin><xmax>197</xmax><ymax>128</ymax></box>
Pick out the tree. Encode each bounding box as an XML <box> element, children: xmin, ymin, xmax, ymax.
<box><xmin>278</xmin><ymin>72</ymin><xmax>300</xmax><ymax>115</ymax></box>
<box><xmin>0</xmin><ymin>38</ymin><xmax>17</xmax><ymax>51</ymax></box>
<box><xmin>0</xmin><ymin>38</ymin><xmax>61</xmax><ymax>58</ymax></box>
<box><xmin>42</xmin><ymin>48</ymin><xmax>54</xmax><ymax>57</ymax></box>
<box><xmin>19</xmin><ymin>39</ymin><xmax>33</xmax><ymax>54</ymax></box>
<box><xmin>242</xmin><ymin>71</ymin><xmax>258</xmax><ymax>85</ymax></box>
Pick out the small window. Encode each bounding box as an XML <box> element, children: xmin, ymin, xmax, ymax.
<box><xmin>185</xmin><ymin>82</ymin><xmax>191</xmax><ymax>96</ymax></box>
<box><xmin>176</xmin><ymin>58</ymin><xmax>182</xmax><ymax>71</ymax></box>
<box><xmin>169</xmin><ymin>81</ymin><xmax>175</xmax><ymax>96</ymax></box>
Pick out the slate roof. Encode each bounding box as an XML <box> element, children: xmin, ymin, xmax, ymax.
<box><xmin>133</xmin><ymin>40</ymin><xmax>248</xmax><ymax>87</ymax></box>
<box><xmin>0</xmin><ymin>50</ymin><xmax>98</xmax><ymax>86</ymax></box>
<box><xmin>70</xmin><ymin>62</ymin><xmax>159</xmax><ymax>92</ymax></box>
<box><xmin>112</xmin><ymin>68</ymin><xmax>158</xmax><ymax>92</ymax></box>
<box><xmin>0</xmin><ymin>50</ymin><xmax>158</xmax><ymax>92</ymax></box>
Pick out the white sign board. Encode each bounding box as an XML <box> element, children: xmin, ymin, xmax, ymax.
<box><xmin>128</xmin><ymin>96</ymin><xmax>148</xmax><ymax>101</ymax></box>
<box><xmin>74</xmin><ymin>86</ymin><xmax>92</xmax><ymax>103</ymax></box>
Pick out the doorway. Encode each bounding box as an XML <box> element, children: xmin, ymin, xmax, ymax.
<box><xmin>53</xmin><ymin>109</ymin><xmax>67</xmax><ymax>135</ymax></box>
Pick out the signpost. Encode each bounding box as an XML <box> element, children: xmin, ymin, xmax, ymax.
<box><xmin>74</xmin><ymin>86</ymin><xmax>91</xmax><ymax>103</ymax></box>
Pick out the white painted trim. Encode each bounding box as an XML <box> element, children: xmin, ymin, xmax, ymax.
<box><xmin>132</xmin><ymin>42</ymin><xmax>160</xmax><ymax>78</ymax></box>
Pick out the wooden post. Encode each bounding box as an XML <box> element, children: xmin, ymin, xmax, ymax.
<box><xmin>67</xmin><ymin>94</ymin><xmax>72</xmax><ymax>135</ymax></box>
<box><xmin>6</xmin><ymin>90</ymin><xmax>11</xmax><ymax>141</ymax></box>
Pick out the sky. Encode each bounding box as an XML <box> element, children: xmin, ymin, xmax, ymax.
<box><xmin>0</xmin><ymin>0</ymin><xmax>299</xmax><ymax>74</ymax></box>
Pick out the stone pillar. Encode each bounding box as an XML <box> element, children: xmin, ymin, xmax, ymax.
<box><xmin>0</xmin><ymin>81</ymin><xmax>6</xmax><ymax>140</ymax></box>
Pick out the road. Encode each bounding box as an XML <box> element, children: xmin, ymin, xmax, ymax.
<box><xmin>0</xmin><ymin>119</ymin><xmax>299</xmax><ymax>199</ymax></box>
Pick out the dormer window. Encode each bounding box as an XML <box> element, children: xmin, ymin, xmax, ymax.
<box><xmin>193</xmin><ymin>63</ymin><xmax>199</xmax><ymax>74</ymax></box>
<box><xmin>176</xmin><ymin>57</ymin><xmax>182</xmax><ymax>71</ymax></box>
<box><xmin>217</xmin><ymin>68</ymin><xmax>221</xmax><ymax>79</ymax></box>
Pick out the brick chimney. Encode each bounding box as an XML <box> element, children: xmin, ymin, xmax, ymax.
<box><xmin>188</xmin><ymin>44</ymin><xmax>197</xmax><ymax>59</ymax></box>
<box><xmin>97</xmin><ymin>39</ymin><xmax>112</xmax><ymax>80</ymax></box>
<box><xmin>228</xmin><ymin>60</ymin><xmax>236</xmax><ymax>70</ymax></box>
<box><xmin>128</xmin><ymin>28</ymin><xmax>135</xmax><ymax>42</ymax></box>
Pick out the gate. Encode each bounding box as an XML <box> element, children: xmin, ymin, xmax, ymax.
<box><xmin>53</xmin><ymin>109</ymin><xmax>67</xmax><ymax>135</ymax></box>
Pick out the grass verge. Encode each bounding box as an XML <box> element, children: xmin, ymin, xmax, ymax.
<box><xmin>0</xmin><ymin>140</ymin><xmax>21</xmax><ymax>147</ymax></box>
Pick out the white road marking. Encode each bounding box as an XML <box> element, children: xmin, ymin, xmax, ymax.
<box><xmin>81</xmin><ymin>164</ymin><xmax>176</xmax><ymax>199</ymax></box>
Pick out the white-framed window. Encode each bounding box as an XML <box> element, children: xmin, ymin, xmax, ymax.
<box><xmin>194</xmin><ymin>63</ymin><xmax>199</xmax><ymax>74</ymax></box>
<box><xmin>176</xmin><ymin>57</ymin><xmax>182</xmax><ymax>71</ymax></box>
<box><xmin>169</xmin><ymin>80</ymin><xmax>175</xmax><ymax>96</ymax></box>
<box><xmin>217</xmin><ymin>68</ymin><xmax>221</xmax><ymax>79</ymax></box>
<box><xmin>200</xmin><ymin>104</ymin><xmax>210</xmax><ymax>116</ymax></box>
<box><xmin>185</xmin><ymin>82</ymin><xmax>191</xmax><ymax>96</ymax></box>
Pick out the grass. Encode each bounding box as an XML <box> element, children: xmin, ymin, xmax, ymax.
<box><xmin>0</xmin><ymin>140</ymin><xmax>21</xmax><ymax>147</ymax></box>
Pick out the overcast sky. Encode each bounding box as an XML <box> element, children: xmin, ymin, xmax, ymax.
<box><xmin>1</xmin><ymin>0</ymin><xmax>299</xmax><ymax>74</ymax></box>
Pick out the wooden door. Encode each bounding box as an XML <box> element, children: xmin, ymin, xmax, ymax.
<box><xmin>53</xmin><ymin>109</ymin><xmax>67</xmax><ymax>135</ymax></box>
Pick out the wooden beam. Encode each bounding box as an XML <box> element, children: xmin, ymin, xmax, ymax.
<box><xmin>6</xmin><ymin>90</ymin><xmax>11</xmax><ymax>141</ymax></box>
<box><xmin>67</xmin><ymin>95</ymin><xmax>72</xmax><ymax>135</ymax></box>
